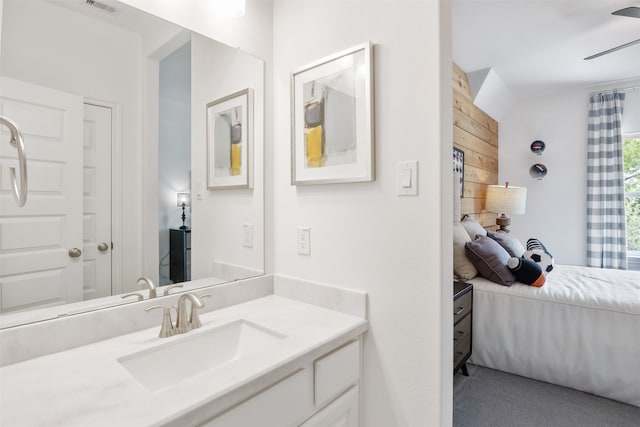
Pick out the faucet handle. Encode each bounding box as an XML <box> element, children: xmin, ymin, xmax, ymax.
<box><xmin>198</xmin><ymin>294</ymin><xmax>212</xmax><ymax>303</ymax></box>
<box><xmin>163</xmin><ymin>284</ymin><xmax>184</xmax><ymax>296</ymax></box>
<box><xmin>121</xmin><ymin>292</ymin><xmax>144</xmax><ymax>301</ymax></box>
<box><xmin>145</xmin><ymin>305</ymin><xmax>176</xmax><ymax>338</ymax></box>
<box><xmin>187</xmin><ymin>294</ymin><xmax>212</xmax><ymax>329</ymax></box>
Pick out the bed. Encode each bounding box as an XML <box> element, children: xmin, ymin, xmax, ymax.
<box><xmin>467</xmin><ymin>264</ymin><xmax>640</xmax><ymax>407</ymax></box>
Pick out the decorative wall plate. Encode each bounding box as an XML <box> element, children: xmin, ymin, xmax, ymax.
<box><xmin>530</xmin><ymin>140</ymin><xmax>546</xmax><ymax>155</ymax></box>
<box><xmin>530</xmin><ymin>163</ymin><xmax>548</xmax><ymax>179</ymax></box>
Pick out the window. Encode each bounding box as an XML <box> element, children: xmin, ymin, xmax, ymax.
<box><xmin>624</xmin><ymin>133</ymin><xmax>640</xmax><ymax>270</ymax></box>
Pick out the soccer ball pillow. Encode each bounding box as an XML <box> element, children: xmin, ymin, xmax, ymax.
<box><xmin>523</xmin><ymin>238</ymin><xmax>554</xmax><ymax>275</ymax></box>
<box><xmin>507</xmin><ymin>257</ymin><xmax>546</xmax><ymax>287</ymax></box>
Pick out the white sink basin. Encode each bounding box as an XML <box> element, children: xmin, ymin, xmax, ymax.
<box><xmin>118</xmin><ymin>319</ymin><xmax>286</xmax><ymax>391</ymax></box>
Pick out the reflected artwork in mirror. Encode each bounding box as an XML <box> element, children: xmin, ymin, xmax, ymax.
<box><xmin>0</xmin><ymin>0</ymin><xmax>264</xmax><ymax>329</ymax></box>
<box><xmin>207</xmin><ymin>88</ymin><xmax>254</xmax><ymax>189</ymax></box>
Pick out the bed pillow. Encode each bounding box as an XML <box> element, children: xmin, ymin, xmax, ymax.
<box><xmin>487</xmin><ymin>231</ymin><xmax>526</xmax><ymax>257</ymax></box>
<box><xmin>524</xmin><ymin>238</ymin><xmax>554</xmax><ymax>275</ymax></box>
<box><xmin>465</xmin><ymin>235</ymin><xmax>515</xmax><ymax>286</ymax></box>
<box><xmin>453</xmin><ymin>222</ymin><xmax>478</xmax><ymax>280</ymax></box>
<box><xmin>461</xmin><ymin>216</ymin><xmax>487</xmax><ymax>240</ymax></box>
<box><xmin>507</xmin><ymin>257</ymin><xmax>546</xmax><ymax>287</ymax></box>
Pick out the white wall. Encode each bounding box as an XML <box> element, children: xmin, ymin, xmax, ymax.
<box><xmin>500</xmin><ymin>79</ymin><xmax>640</xmax><ymax>265</ymax></box>
<box><xmin>120</xmin><ymin>0</ymin><xmax>273</xmax><ymax>280</ymax></box>
<box><xmin>158</xmin><ymin>42</ymin><xmax>191</xmax><ymax>284</ymax></box>
<box><xmin>190</xmin><ymin>33</ymin><xmax>265</xmax><ymax>280</ymax></box>
<box><xmin>272</xmin><ymin>1</ymin><xmax>452</xmax><ymax>426</ymax></box>
<box><xmin>0</xmin><ymin>0</ymin><xmax>143</xmax><ymax>292</ymax></box>
<box><xmin>118</xmin><ymin>0</ymin><xmax>272</xmax><ymax>61</ymax></box>
<box><xmin>112</xmin><ymin>1</ymin><xmax>453</xmax><ymax>425</ymax></box>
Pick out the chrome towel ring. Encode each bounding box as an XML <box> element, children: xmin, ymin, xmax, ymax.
<box><xmin>0</xmin><ymin>116</ymin><xmax>28</xmax><ymax>206</ymax></box>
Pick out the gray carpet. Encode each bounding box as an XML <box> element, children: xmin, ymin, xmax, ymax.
<box><xmin>453</xmin><ymin>364</ymin><xmax>640</xmax><ymax>427</ymax></box>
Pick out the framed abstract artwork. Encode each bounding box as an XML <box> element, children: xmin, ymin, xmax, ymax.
<box><xmin>207</xmin><ymin>88</ymin><xmax>253</xmax><ymax>189</ymax></box>
<box><xmin>291</xmin><ymin>41</ymin><xmax>374</xmax><ymax>185</ymax></box>
<box><xmin>453</xmin><ymin>147</ymin><xmax>464</xmax><ymax>198</ymax></box>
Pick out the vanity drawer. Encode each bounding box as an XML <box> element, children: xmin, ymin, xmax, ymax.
<box><xmin>314</xmin><ymin>340</ymin><xmax>360</xmax><ymax>407</ymax></box>
<box><xmin>453</xmin><ymin>290</ymin><xmax>472</xmax><ymax>324</ymax></box>
<box><xmin>202</xmin><ymin>369</ymin><xmax>313</xmax><ymax>427</ymax></box>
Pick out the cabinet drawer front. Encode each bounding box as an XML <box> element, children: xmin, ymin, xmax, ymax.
<box><xmin>453</xmin><ymin>313</ymin><xmax>471</xmax><ymax>345</ymax></box>
<box><xmin>453</xmin><ymin>291</ymin><xmax>472</xmax><ymax>324</ymax></box>
<box><xmin>300</xmin><ymin>385</ymin><xmax>359</xmax><ymax>427</ymax></box>
<box><xmin>454</xmin><ymin>334</ymin><xmax>471</xmax><ymax>368</ymax></box>
<box><xmin>203</xmin><ymin>369</ymin><xmax>313</xmax><ymax>427</ymax></box>
<box><xmin>314</xmin><ymin>340</ymin><xmax>360</xmax><ymax>408</ymax></box>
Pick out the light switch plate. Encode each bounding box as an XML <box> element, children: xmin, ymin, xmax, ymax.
<box><xmin>397</xmin><ymin>161</ymin><xmax>418</xmax><ymax>196</ymax></box>
<box><xmin>297</xmin><ymin>227</ymin><xmax>311</xmax><ymax>255</ymax></box>
<box><xmin>196</xmin><ymin>182</ymin><xmax>204</xmax><ymax>200</ymax></box>
<box><xmin>243</xmin><ymin>223</ymin><xmax>253</xmax><ymax>248</ymax></box>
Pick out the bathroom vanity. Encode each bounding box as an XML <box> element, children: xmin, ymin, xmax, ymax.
<box><xmin>0</xmin><ymin>276</ymin><xmax>367</xmax><ymax>426</ymax></box>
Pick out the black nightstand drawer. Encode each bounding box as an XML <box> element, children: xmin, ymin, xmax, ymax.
<box><xmin>454</xmin><ymin>313</ymin><xmax>471</xmax><ymax>344</ymax></box>
<box><xmin>453</xmin><ymin>281</ymin><xmax>473</xmax><ymax>376</ymax></box>
<box><xmin>453</xmin><ymin>291</ymin><xmax>472</xmax><ymax>324</ymax></box>
<box><xmin>454</xmin><ymin>333</ymin><xmax>471</xmax><ymax>368</ymax></box>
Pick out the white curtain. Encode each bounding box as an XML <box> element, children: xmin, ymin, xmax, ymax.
<box><xmin>586</xmin><ymin>90</ymin><xmax>627</xmax><ymax>269</ymax></box>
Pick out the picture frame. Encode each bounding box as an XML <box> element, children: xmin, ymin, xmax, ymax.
<box><xmin>453</xmin><ymin>147</ymin><xmax>464</xmax><ymax>198</ymax></box>
<box><xmin>207</xmin><ymin>88</ymin><xmax>253</xmax><ymax>189</ymax></box>
<box><xmin>291</xmin><ymin>41</ymin><xmax>374</xmax><ymax>185</ymax></box>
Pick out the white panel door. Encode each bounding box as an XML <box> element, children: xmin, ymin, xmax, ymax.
<box><xmin>0</xmin><ymin>76</ymin><xmax>83</xmax><ymax>313</ymax></box>
<box><xmin>82</xmin><ymin>104</ymin><xmax>112</xmax><ymax>300</ymax></box>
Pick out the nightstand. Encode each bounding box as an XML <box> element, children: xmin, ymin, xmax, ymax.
<box><xmin>453</xmin><ymin>281</ymin><xmax>473</xmax><ymax>376</ymax></box>
<box><xmin>169</xmin><ymin>229</ymin><xmax>191</xmax><ymax>283</ymax></box>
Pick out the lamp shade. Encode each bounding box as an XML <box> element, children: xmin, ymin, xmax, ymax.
<box><xmin>486</xmin><ymin>183</ymin><xmax>526</xmax><ymax>215</ymax></box>
<box><xmin>177</xmin><ymin>192</ymin><xmax>190</xmax><ymax>207</ymax></box>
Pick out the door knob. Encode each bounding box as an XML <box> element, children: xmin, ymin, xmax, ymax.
<box><xmin>68</xmin><ymin>248</ymin><xmax>82</xmax><ymax>258</ymax></box>
<box><xmin>97</xmin><ymin>242</ymin><xmax>109</xmax><ymax>252</ymax></box>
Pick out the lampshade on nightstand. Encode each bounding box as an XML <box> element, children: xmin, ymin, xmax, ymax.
<box><xmin>486</xmin><ymin>182</ymin><xmax>527</xmax><ymax>232</ymax></box>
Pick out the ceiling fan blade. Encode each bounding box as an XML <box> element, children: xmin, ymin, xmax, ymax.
<box><xmin>584</xmin><ymin>38</ymin><xmax>640</xmax><ymax>60</ymax></box>
<box><xmin>612</xmin><ymin>7</ymin><xmax>640</xmax><ymax>18</ymax></box>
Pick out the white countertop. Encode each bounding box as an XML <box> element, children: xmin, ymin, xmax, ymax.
<box><xmin>0</xmin><ymin>295</ymin><xmax>367</xmax><ymax>426</ymax></box>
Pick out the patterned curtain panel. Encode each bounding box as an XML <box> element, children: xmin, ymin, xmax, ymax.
<box><xmin>587</xmin><ymin>90</ymin><xmax>626</xmax><ymax>269</ymax></box>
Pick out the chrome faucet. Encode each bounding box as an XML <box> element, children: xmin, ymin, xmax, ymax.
<box><xmin>176</xmin><ymin>293</ymin><xmax>210</xmax><ymax>334</ymax></box>
<box><xmin>146</xmin><ymin>292</ymin><xmax>211</xmax><ymax>338</ymax></box>
<box><xmin>137</xmin><ymin>276</ymin><xmax>157</xmax><ymax>299</ymax></box>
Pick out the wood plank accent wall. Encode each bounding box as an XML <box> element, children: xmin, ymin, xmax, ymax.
<box><xmin>453</xmin><ymin>63</ymin><xmax>499</xmax><ymax>227</ymax></box>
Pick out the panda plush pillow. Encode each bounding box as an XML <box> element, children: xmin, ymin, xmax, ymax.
<box><xmin>523</xmin><ymin>238</ymin><xmax>554</xmax><ymax>275</ymax></box>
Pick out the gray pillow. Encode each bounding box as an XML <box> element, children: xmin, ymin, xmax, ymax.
<box><xmin>461</xmin><ymin>216</ymin><xmax>487</xmax><ymax>240</ymax></box>
<box><xmin>487</xmin><ymin>231</ymin><xmax>526</xmax><ymax>257</ymax></box>
<box><xmin>465</xmin><ymin>235</ymin><xmax>515</xmax><ymax>286</ymax></box>
<box><xmin>453</xmin><ymin>222</ymin><xmax>478</xmax><ymax>280</ymax></box>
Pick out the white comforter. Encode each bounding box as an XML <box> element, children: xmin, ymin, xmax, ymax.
<box><xmin>469</xmin><ymin>264</ymin><xmax>640</xmax><ymax>406</ymax></box>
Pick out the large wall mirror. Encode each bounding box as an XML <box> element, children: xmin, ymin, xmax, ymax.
<box><xmin>0</xmin><ymin>0</ymin><xmax>265</xmax><ymax>328</ymax></box>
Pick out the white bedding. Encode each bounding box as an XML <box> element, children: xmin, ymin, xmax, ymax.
<box><xmin>468</xmin><ymin>264</ymin><xmax>640</xmax><ymax>406</ymax></box>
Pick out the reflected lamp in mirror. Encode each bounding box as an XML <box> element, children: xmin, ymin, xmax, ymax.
<box><xmin>485</xmin><ymin>182</ymin><xmax>527</xmax><ymax>232</ymax></box>
<box><xmin>177</xmin><ymin>192</ymin><xmax>190</xmax><ymax>230</ymax></box>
